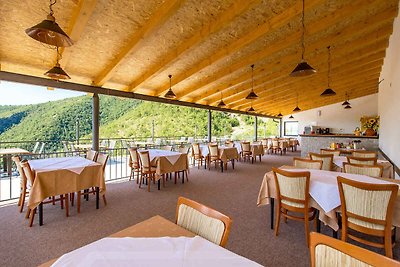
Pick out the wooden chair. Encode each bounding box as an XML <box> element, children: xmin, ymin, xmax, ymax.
<box><xmin>343</xmin><ymin>163</ymin><xmax>383</xmax><ymax>178</ymax></box>
<box><xmin>20</xmin><ymin>160</ymin><xmax>69</xmax><ymax>227</ymax></box>
<box><xmin>347</xmin><ymin>156</ymin><xmax>377</xmax><ymax>166</ymax></box>
<box><xmin>309</xmin><ymin>232</ymin><xmax>400</xmax><ymax>267</ymax></box>
<box><xmin>138</xmin><ymin>151</ymin><xmax>160</xmax><ymax>192</ymax></box>
<box><xmin>240</xmin><ymin>141</ymin><xmax>254</xmax><ymax>163</ymax></box>
<box><xmin>175</xmin><ymin>197</ymin><xmax>232</xmax><ymax>247</ymax></box>
<box><xmin>86</xmin><ymin>149</ymin><xmax>98</xmax><ymax>161</ymax></box>
<box><xmin>289</xmin><ymin>138</ymin><xmax>298</xmax><ymax>152</ymax></box>
<box><xmin>12</xmin><ymin>156</ymin><xmax>29</xmax><ymax>213</ymax></box>
<box><xmin>192</xmin><ymin>143</ymin><xmax>205</xmax><ymax>169</ymax></box>
<box><xmin>352</xmin><ymin>151</ymin><xmax>378</xmax><ymax>158</ymax></box>
<box><xmin>293</xmin><ymin>158</ymin><xmax>322</xmax><ymax>170</ymax></box>
<box><xmin>272</xmin><ymin>168</ymin><xmax>317</xmax><ymax>246</ymax></box>
<box><xmin>261</xmin><ymin>139</ymin><xmax>268</xmax><ymax>153</ymax></box>
<box><xmin>279</xmin><ymin>140</ymin><xmax>289</xmax><ymax>155</ymax></box>
<box><xmin>309</xmin><ymin>153</ymin><xmax>334</xmax><ymax>171</ymax></box>
<box><xmin>337</xmin><ymin>176</ymin><xmax>398</xmax><ymax>258</ymax></box>
<box><xmin>224</xmin><ymin>141</ymin><xmax>234</xmax><ymax>148</ymax></box>
<box><xmin>270</xmin><ymin>139</ymin><xmax>282</xmax><ymax>155</ymax></box>
<box><xmin>208</xmin><ymin>144</ymin><xmax>221</xmax><ymax>170</ymax></box>
<box><xmin>128</xmin><ymin>147</ymin><xmax>141</xmax><ymax>183</ymax></box>
<box><xmin>77</xmin><ymin>153</ymin><xmax>108</xmax><ymax>213</ymax></box>
<box><xmin>320</xmin><ymin>149</ymin><xmax>340</xmax><ymax>156</ymax></box>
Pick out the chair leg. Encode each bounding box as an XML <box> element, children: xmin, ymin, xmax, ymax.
<box><xmin>60</xmin><ymin>195</ymin><xmax>64</xmax><ymax>209</ymax></box>
<box><xmin>274</xmin><ymin>204</ymin><xmax>281</xmax><ymax>237</ymax></box>
<box><xmin>77</xmin><ymin>191</ymin><xmax>81</xmax><ymax>213</ymax></box>
<box><xmin>304</xmin><ymin>213</ymin><xmax>310</xmax><ymax>246</ymax></box>
<box><xmin>147</xmin><ymin>175</ymin><xmax>151</xmax><ymax>192</ymax></box>
<box><xmin>29</xmin><ymin>208</ymin><xmax>36</xmax><ymax>227</ymax></box>
<box><xmin>19</xmin><ymin>191</ymin><xmax>26</xmax><ymax>213</ymax></box>
<box><xmin>129</xmin><ymin>169</ymin><xmax>133</xmax><ymax>181</ymax></box>
<box><xmin>102</xmin><ymin>195</ymin><xmax>107</xmax><ymax>206</ymax></box>
<box><xmin>65</xmin><ymin>194</ymin><xmax>69</xmax><ymax>217</ymax></box>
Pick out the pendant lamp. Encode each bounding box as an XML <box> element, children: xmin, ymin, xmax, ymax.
<box><xmin>25</xmin><ymin>0</ymin><xmax>73</xmax><ymax>47</ymax></box>
<box><xmin>342</xmin><ymin>93</ymin><xmax>350</xmax><ymax>105</ymax></box>
<box><xmin>164</xmin><ymin>74</ymin><xmax>176</xmax><ymax>99</ymax></box>
<box><xmin>293</xmin><ymin>93</ymin><xmax>301</xmax><ymax>112</ymax></box>
<box><xmin>248</xmin><ymin>106</ymin><xmax>255</xmax><ymax>112</ymax></box>
<box><xmin>289</xmin><ymin>115</ymin><xmax>294</xmax><ymax>119</ymax></box>
<box><xmin>320</xmin><ymin>46</ymin><xmax>336</xmax><ymax>96</ymax></box>
<box><xmin>246</xmin><ymin>65</ymin><xmax>258</xmax><ymax>99</ymax></box>
<box><xmin>277</xmin><ymin>112</ymin><xmax>283</xmax><ymax>117</ymax></box>
<box><xmin>44</xmin><ymin>47</ymin><xmax>70</xmax><ymax>80</ymax></box>
<box><xmin>344</xmin><ymin>105</ymin><xmax>352</xmax><ymax>109</ymax></box>
<box><xmin>290</xmin><ymin>0</ymin><xmax>316</xmax><ymax>77</ymax></box>
<box><xmin>217</xmin><ymin>92</ymin><xmax>226</xmax><ymax>107</ymax></box>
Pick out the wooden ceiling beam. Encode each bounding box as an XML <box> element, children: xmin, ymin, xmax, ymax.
<box><xmin>174</xmin><ymin>0</ymin><xmax>392</xmax><ymax>100</ymax></box>
<box><xmin>152</xmin><ymin>0</ymin><xmax>325</xmax><ymax>96</ymax></box>
<box><xmin>93</xmin><ymin>0</ymin><xmax>184</xmax><ymax>87</ymax></box>
<box><xmin>127</xmin><ymin>0</ymin><xmax>261</xmax><ymax>92</ymax></box>
<box><xmin>191</xmin><ymin>8</ymin><xmax>396</xmax><ymax>103</ymax></box>
<box><xmin>59</xmin><ymin>0</ymin><xmax>98</xmax><ymax>68</ymax></box>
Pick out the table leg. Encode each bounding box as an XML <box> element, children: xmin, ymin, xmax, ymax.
<box><xmin>232</xmin><ymin>159</ymin><xmax>235</xmax><ymax>169</ymax></box>
<box><xmin>158</xmin><ymin>180</ymin><xmax>161</xmax><ymax>190</ymax></box>
<box><xmin>39</xmin><ymin>202</ymin><xmax>43</xmax><ymax>226</ymax></box>
<box><xmin>316</xmin><ymin>210</ymin><xmax>321</xmax><ymax>233</ymax></box>
<box><xmin>95</xmin><ymin>187</ymin><xmax>99</xmax><ymax>209</ymax></box>
<box><xmin>182</xmin><ymin>171</ymin><xmax>184</xmax><ymax>184</ymax></box>
<box><xmin>270</xmin><ymin>198</ymin><xmax>274</xmax><ymax>230</ymax></box>
<box><xmin>332</xmin><ymin>229</ymin><xmax>338</xmax><ymax>239</ymax></box>
<box><xmin>220</xmin><ymin>161</ymin><xmax>224</xmax><ymax>172</ymax></box>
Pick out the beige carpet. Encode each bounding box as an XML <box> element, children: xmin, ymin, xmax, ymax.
<box><xmin>0</xmin><ymin>151</ymin><xmax>398</xmax><ymax>267</ymax></box>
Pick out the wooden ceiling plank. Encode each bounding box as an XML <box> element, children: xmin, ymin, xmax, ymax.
<box><xmin>127</xmin><ymin>0</ymin><xmax>261</xmax><ymax>92</ymax></box>
<box><xmin>152</xmin><ymin>0</ymin><xmax>325</xmax><ymax>96</ymax></box>
<box><xmin>185</xmin><ymin>1</ymin><xmax>395</xmax><ymax>101</ymax></box>
<box><xmin>59</xmin><ymin>0</ymin><xmax>98</xmax><ymax>68</ymax></box>
<box><xmin>93</xmin><ymin>0</ymin><xmax>184</xmax><ymax>86</ymax></box>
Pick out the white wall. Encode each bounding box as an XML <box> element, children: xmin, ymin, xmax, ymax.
<box><xmin>379</xmin><ymin>10</ymin><xmax>400</xmax><ymax>179</ymax></box>
<box><xmin>282</xmin><ymin>94</ymin><xmax>378</xmax><ymax>135</ymax></box>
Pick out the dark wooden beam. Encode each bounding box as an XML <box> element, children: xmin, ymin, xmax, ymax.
<box><xmin>0</xmin><ymin>71</ymin><xmax>276</xmax><ymax>119</ymax></box>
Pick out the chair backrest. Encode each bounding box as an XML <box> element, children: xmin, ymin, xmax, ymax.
<box><xmin>32</xmin><ymin>141</ymin><xmax>40</xmax><ymax>153</ymax></box>
<box><xmin>241</xmin><ymin>142</ymin><xmax>251</xmax><ymax>152</ymax></box>
<box><xmin>272</xmin><ymin>139</ymin><xmax>279</xmax><ymax>148</ymax></box>
<box><xmin>177</xmin><ymin>146</ymin><xmax>189</xmax><ymax>154</ymax></box>
<box><xmin>347</xmin><ymin>156</ymin><xmax>377</xmax><ymax>166</ymax></box>
<box><xmin>224</xmin><ymin>141</ymin><xmax>234</xmax><ymax>148</ymax></box>
<box><xmin>352</xmin><ymin>151</ymin><xmax>378</xmax><ymax>158</ymax></box>
<box><xmin>138</xmin><ymin>151</ymin><xmax>152</xmax><ymax>170</ymax></box>
<box><xmin>309</xmin><ymin>153</ymin><xmax>333</xmax><ymax>171</ymax></box>
<box><xmin>208</xmin><ymin>144</ymin><xmax>219</xmax><ymax>158</ymax></box>
<box><xmin>272</xmin><ymin>167</ymin><xmax>311</xmax><ymax>210</ymax></box>
<box><xmin>343</xmin><ymin>163</ymin><xmax>383</xmax><ymax>178</ymax></box>
<box><xmin>261</xmin><ymin>139</ymin><xmax>268</xmax><ymax>146</ymax></box>
<box><xmin>155</xmin><ymin>138</ymin><xmax>162</xmax><ymax>145</ymax></box>
<box><xmin>180</xmin><ymin>136</ymin><xmax>186</xmax><ymax>142</ymax></box>
<box><xmin>161</xmin><ymin>145</ymin><xmax>172</xmax><ymax>151</ymax></box>
<box><xmin>96</xmin><ymin>153</ymin><xmax>109</xmax><ymax>173</ymax></box>
<box><xmin>309</xmin><ymin>232</ymin><xmax>399</xmax><ymax>267</ymax></box>
<box><xmin>293</xmin><ymin>158</ymin><xmax>322</xmax><ymax>170</ymax></box>
<box><xmin>109</xmin><ymin>140</ymin><xmax>117</xmax><ymax>150</ymax></box>
<box><xmin>38</xmin><ymin>142</ymin><xmax>45</xmax><ymax>154</ymax></box>
<box><xmin>175</xmin><ymin>197</ymin><xmax>232</xmax><ymax>247</ymax></box>
<box><xmin>128</xmin><ymin>147</ymin><xmax>140</xmax><ymax>168</ymax></box>
<box><xmin>20</xmin><ymin>160</ymin><xmax>35</xmax><ymax>185</ymax></box>
<box><xmin>337</xmin><ymin>176</ymin><xmax>398</xmax><ymax>233</ymax></box>
<box><xmin>86</xmin><ymin>149</ymin><xmax>98</xmax><ymax>161</ymax></box>
<box><xmin>320</xmin><ymin>149</ymin><xmax>340</xmax><ymax>156</ymax></box>
<box><xmin>12</xmin><ymin>156</ymin><xmax>27</xmax><ymax>188</ymax></box>
<box><xmin>192</xmin><ymin>143</ymin><xmax>202</xmax><ymax>156</ymax></box>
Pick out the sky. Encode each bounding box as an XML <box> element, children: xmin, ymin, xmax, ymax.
<box><xmin>0</xmin><ymin>81</ymin><xmax>85</xmax><ymax>105</ymax></box>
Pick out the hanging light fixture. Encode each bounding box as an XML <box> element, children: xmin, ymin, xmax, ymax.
<box><xmin>248</xmin><ymin>106</ymin><xmax>255</xmax><ymax>112</ymax></box>
<box><xmin>217</xmin><ymin>92</ymin><xmax>226</xmax><ymax>107</ymax></box>
<box><xmin>164</xmin><ymin>74</ymin><xmax>176</xmax><ymax>99</ymax></box>
<box><xmin>344</xmin><ymin>105</ymin><xmax>352</xmax><ymax>109</ymax></box>
<box><xmin>44</xmin><ymin>47</ymin><xmax>70</xmax><ymax>80</ymax></box>
<box><xmin>290</xmin><ymin>0</ymin><xmax>316</xmax><ymax>77</ymax></box>
<box><xmin>277</xmin><ymin>112</ymin><xmax>283</xmax><ymax>117</ymax></box>
<box><xmin>289</xmin><ymin>115</ymin><xmax>294</xmax><ymax>119</ymax></box>
<box><xmin>293</xmin><ymin>93</ymin><xmax>301</xmax><ymax>112</ymax></box>
<box><xmin>245</xmin><ymin>64</ymin><xmax>258</xmax><ymax>99</ymax></box>
<box><xmin>320</xmin><ymin>46</ymin><xmax>336</xmax><ymax>96</ymax></box>
<box><xmin>342</xmin><ymin>92</ymin><xmax>350</xmax><ymax>105</ymax></box>
<box><xmin>25</xmin><ymin>0</ymin><xmax>73</xmax><ymax>47</ymax></box>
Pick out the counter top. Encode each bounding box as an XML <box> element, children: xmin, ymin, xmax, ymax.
<box><xmin>299</xmin><ymin>134</ymin><xmax>378</xmax><ymax>139</ymax></box>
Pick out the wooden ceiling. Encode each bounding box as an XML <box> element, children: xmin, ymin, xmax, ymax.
<box><xmin>0</xmin><ymin>0</ymin><xmax>398</xmax><ymax>116</ymax></box>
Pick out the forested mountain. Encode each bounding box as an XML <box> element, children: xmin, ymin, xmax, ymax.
<box><xmin>0</xmin><ymin>95</ymin><xmax>279</xmax><ymax>143</ymax></box>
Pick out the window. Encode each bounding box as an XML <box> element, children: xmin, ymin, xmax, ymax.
<box><xmin>284</xmin><ymin>121</ymin><xmax>299</xmax><ymax>136</ymax></box>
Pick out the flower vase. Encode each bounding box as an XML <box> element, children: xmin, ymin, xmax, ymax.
<box><xmin>364</xmin><ymin>128</ymin><xmax>376</xmax><ymax>136</ymax></box>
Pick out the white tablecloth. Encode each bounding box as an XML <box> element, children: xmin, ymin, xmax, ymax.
<box><xmin>51</xmin><ymin>236</ymin><xmax>262</xmax><ymax>267</ymax></box>
<box><xmin>30</xmin><ymin>157</ymin><xmax>97</xmax><ymax>175</ymax></box>
<box><xmin>282</xmin><ymin>168</ymin><xmax>398</xmax><ymax>213</ymax></box>
<box><xmin>147</xmin><ymin>149</ymin><xmax>182</xmax><ymax>165</ymax></box>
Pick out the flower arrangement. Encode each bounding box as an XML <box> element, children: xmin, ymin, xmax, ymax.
<box><xmin>360</xmin><ymin>116</ymin><xmax>380</xmax><ymax>132</ymax></box>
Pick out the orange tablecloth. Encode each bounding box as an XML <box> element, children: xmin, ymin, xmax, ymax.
<box><xmin>148</xmin><ymin>149</ymin><xmax>189</xmax><ymax>179</ymax></box>
<box><xmin>27</xmin><ymin>157</ymin><xmax>105</xmax><ymax>209</ymax></box>
<box><xmin>219</xmin><ymin>147</ymin><xmax>239</xmax><ymax>163</ymax></box>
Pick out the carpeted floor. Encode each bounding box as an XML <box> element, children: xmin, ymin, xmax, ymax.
<box><xmin>0</xmin><ymin>151</ymin><xmax>398</xmax><ymax>267</ymax></box>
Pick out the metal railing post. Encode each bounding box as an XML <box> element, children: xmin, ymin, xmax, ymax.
<box><xmin>92</xmin><ymin>93</ymin><xmax>100</xmax><ymax>151</ymax></box>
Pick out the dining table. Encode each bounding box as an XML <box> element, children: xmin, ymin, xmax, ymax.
<box><xmin>257</xmin><ymin>165</ymin><xmax>400</xmax><ymax>232</ymax></box>
<box><xmin>332</xmin><ymin>155</ymin><xmax>394</xmax><ymax>178</ymax></box>
<box><xmin>39</xmin><ymin>215</ymin><xmax>262</xmax><ymax>267</ymax></box>
<box><xmin>0</xmin><ymin>147</ymin><xmax>31</xmax><ymax>176</ymax></box>
<box><xmin>28</xmin><ymin>156</ymin><xmax>105</xmax><ymax>226</ymax></box>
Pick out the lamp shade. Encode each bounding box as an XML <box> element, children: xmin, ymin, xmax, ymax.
<box><xmin>290</xmin><ymin>61</ymin><xmax>316</xmax><ymax>77</ymax></box>
<box><xmin>247</xmin><ymin>107</ymin><xmax>255</xmax><ymax>112</ymax></box>
<box><xmin>44</xmin><ymin>63</ymin><xmax>70</xmax><ymax>80</ymax></box>
<box><xmin>344</xmin><ymin>105</ymin><xmax>352</xmax><ymax>109</ymax></box>
<box><xmin>245</xmin><ymin>90</ymin><xmax>258</xmax><ymax>100</ymax></box>
<box><xmin>164</xmin><ymin>88</ymin><xmax>176</xmax><ymax>99</ymax></box>
<box><xmin>320</xmin><ymin>88</ymin><xmax>336</xmax><ymax>97</ymax></box>
<box><xmin>342</xmin><ymin>100</ymin><xmax>350</xmax><ymax>105</ymax></box>
<box><xmin>293</xmin><ymin>106</ymin><xmax>301</xmax><ymax>112</ymax></box>
<box><xmin>277</xmin><ymin>112</ymin><xmax>283</xmax><ymax>117</ymax></box>
<box><xmin>217</xmin><ymin>100</ymin><xmax>226</xmax><ymax>107</ymax></box>
<box><xmin>289</xmin><ymin>115</ymin><xmax>294</xmax><ymax>119</ymax></box>
<box><xmin>25</xmin><ymin>15</ymin><xmax>73</xmax><ymax>47</ymax></box>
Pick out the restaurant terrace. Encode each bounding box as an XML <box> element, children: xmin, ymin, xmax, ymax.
<box><xmin>0</xmin><ymin>0</ymin><xmax>400</xmax><ymax>266</ymax></box>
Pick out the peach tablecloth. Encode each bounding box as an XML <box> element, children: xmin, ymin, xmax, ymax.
<box><xmin>332</xmin><ymin>156</ymin><xmax>394</xmax><ymax>178</ymax></box>
<box><xmin>257</xmin><ymin>165</ymin><xmax>400</xmax><ymax>231</ymax></box>
<box><xmin>148</xmin><ymin>149</ymin><xmax>188</xmax><ymax>178</ymax></box>
<box><xmin>28</xmin><ymin>157</ymin><xmax>104</xmax><ymax>209</ymax></box>
<box><xmin>219</xmin><ymin>147</ymin><xmax>239</xmax><ymax>163</ymax></box>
